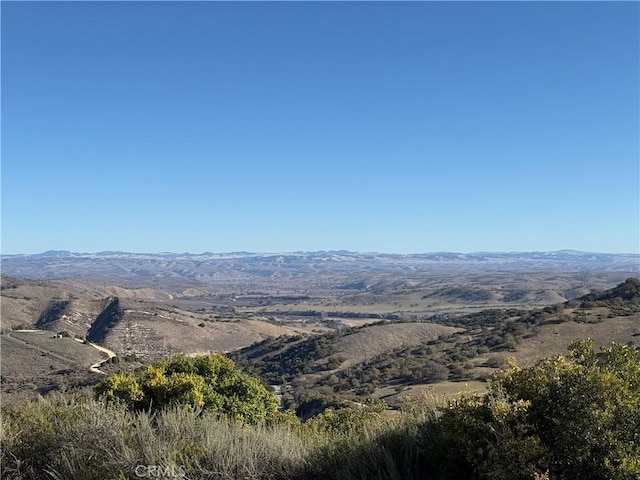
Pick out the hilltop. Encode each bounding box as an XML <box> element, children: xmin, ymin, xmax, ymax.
<box><xmin>569</xmin><ymin>276</ymin><xmax>640</xmax><ymax>306</ymax></box>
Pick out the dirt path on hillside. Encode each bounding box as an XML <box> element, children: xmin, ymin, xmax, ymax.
<box><xmin>5</xmin><ymin>330</ymin><xmax>117</xmax><ymax>375</ymax></box>
<box><xmin>74</xmin><ymin>338</ymin><xmax>116</xmax><ymax>374</ymax></box>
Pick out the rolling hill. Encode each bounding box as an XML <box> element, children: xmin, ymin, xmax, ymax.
<box><xmin>2</xmin><ymin>258</ymin><xmax>638</xmax><ymax>408</ymax></box>
<box><xmin>230</xmin><ymin>279</ymin><xmax>640</xmax><ymax>414</ymax></box>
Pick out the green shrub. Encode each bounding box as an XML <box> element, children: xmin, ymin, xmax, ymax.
<box><xmin>95</xmin><ymin>353</ymin><xmax>279</xmax><ymax>424</ymax></box>
<box><xmin>1</xmin><ymin>396</ymin><xmax>310</xmax><ymax>480</ymax></box>
<box><xmin>1</xmin><ymin>393</ymin><xmax>133</xmax><ymax>480</ymax></box>
<box><xmin>422</xmin><ymin>340</ymin><xmax>640</xmax><ymax>479</ymax></box>
<box><xmin>496</xmin><ymin>340</ymin><xmax>640</xmax><ymax>479</ymax></box>
<box><xmin>4</xmin><ymin>341</ymin><xmax>639</xmax><ymax>480</ymax></box>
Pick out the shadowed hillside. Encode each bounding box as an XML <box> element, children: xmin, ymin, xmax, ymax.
<box><xmin>86</xmin><ymin>296</ymin><xmax>125</xmax><ymax>343</ymax></box>
<box><xmin>571</xmin><ymin>277</ymin><xmax>640</xmax><ymax>306</ymax></box>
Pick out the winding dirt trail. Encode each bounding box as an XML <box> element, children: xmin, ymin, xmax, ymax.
<box><xmin>74</xmin><ymin>338</ymin><xmax>116</xmax><ymax>374</ymax></box>
<box><xmin>7</xmin><ymin>330</ymin><xmax>117</xmax><ymax>375</ymax></box>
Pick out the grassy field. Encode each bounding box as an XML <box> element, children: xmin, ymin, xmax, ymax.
<box><xmin>375</xmin><ymin>380</ymin><xmax>488</xmax><ymax>408</ymax></box>
<box><xmin>7</xmin><ymin>331</ymin><xmax>104</xmax><ymax>362</ymax></box>
<box><xmin>0</xmin><ymin>331</ymin><xmax>106</xmax><ymax>403</ymax></box>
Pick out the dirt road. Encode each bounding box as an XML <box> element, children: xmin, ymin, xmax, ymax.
<box><xmin>74</xmin><ymin>337</ymin><xmax>116</xmax><ymax>374</ymax></box>
<box><xmin>5</xmin><ymin>330</ymin><xmax>117</xmax><ymax>375</ymax></box>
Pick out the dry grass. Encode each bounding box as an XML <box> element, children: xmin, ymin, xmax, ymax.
<box><xmin>510</xmin><ymin>313</ymin><xmax>640</xmax><ymax>368</ymax></box>
<box><xmin>374</xmin><ymin>380</ymin><xmax>488</xmax><ymax>408</ymax></box>
<box><xmin>0</xmin><ymin>332</ymin><xmax>105</xmax><ymax>403</ymax></box>
<box><xmin>330</xmin><ymin>322</ymin><xmax>463</xmax><ymax>368</ymax></box>
<box><xmin>465</xmin><ymin>313</ymin><xmax>640</xmax><ymax>375</ymax></box>
<box><xmin>405</xmin><ymin>380</ymin><xmax>487</xmax><ymax>398</ymax></box>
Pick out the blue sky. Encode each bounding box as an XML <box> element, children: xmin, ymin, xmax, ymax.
<box><xmin>2</xmin><ymin>1</ymin><xmax>638</xmax><ymax>254</ymax></box>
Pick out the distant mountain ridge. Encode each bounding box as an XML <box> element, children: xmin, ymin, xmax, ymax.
<box><xmin>4</xmin><ymin>249</ymin><xmax>638</xmax><ymax>258</ymax></box>
<box><xmin>3</xmin><ymin>249</ymin><xmax>638</xmax><ymax>261</ymax></box>
<box><xmin>2</xmin><ymin>250</ymin><xmax>638</xmax><ymax>287</ymax></box>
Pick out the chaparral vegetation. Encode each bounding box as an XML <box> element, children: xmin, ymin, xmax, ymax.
<box><xmin>2</xmin><ymin>340</ymin><xmax>638</xmax><ymax>480</ymax></box>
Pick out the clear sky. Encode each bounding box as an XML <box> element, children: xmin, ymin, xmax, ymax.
<box><xmin>2</xmin><ymin>1</ymin><xmax>638</xmax><ymax>255</ymax></box>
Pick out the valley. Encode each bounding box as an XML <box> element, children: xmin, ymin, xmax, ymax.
<box><xmin>1</xmin><ymin>250</ymin><xmax>638</xmax><ymax>409</ymax></box>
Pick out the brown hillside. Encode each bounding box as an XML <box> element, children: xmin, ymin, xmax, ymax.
<box><xmin>332</xmin><ymin>322</ymin><xmax>463</xmax><ymax>368</ymax></box>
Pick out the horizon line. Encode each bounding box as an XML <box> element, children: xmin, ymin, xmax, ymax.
<box><xmin>2</xmin><ymin>249</ymin><xmax>639</xmax><ymax>257</ymax></box>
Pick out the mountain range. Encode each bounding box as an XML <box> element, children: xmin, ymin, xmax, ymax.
<box><xmin>2</xmin><ymin>250</ymin><xmax>637</xmax><ymax>288</ymax></box>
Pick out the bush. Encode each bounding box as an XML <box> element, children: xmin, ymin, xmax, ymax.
<box><xmin>497</xmin><ymin>340</ymin><xmax>640</xmax><ymax>479</ymax></box>
<box><xmin>303</xmin><ymin>405</ymin><xmax>430</xmax><ymax>480</ymax></box>
<box><xmin>0</xmin><ymin>393</ymin><xmax>134</xmax><ymax>480</ymax></box>
<box><xmin>3</xmin><ymin>341</ymin><xmax>639</xmax><ymax>480</ymax></box>
<box><xmin>95</xmin><ymin>353</ymin><xmax>279</xmax><ymax>424</ymax></box>
<box><xmin>423</xmin><ymin>340</ymin><xmax>640</xmax><ymax>479</ymax></box>
<box><xmin>1</xmin><ymin>395</ymin><xmax>309</xmax><ymax>480</ymax></box>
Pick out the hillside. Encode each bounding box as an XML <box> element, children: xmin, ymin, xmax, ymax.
<box><xmin>231</xmin><ymin>279</ymin><xmax>640</xmax><ymax>413</ymax></box>
<box><xmin>2</xmin><ymin>270</ymin><xmax>638</xmax><ymax>407</ymax></box>
<box><xmin>0</xmin><ymin>330</ymin><xmax>112</xmax><ymax>404</ymax></box>
<box><xmin>0</xmin><ymin>275</ymin><xmax>320</xmax><ymax>403</ymax></box>
<box><xmin>0</xmin><ymin>275</ymin><xmax>317</xmax><ymax>356</ymax></box>
<box><xmin>569</xmin><ymin>276</ymin><xmax>640</xmax><ymax>306</ymax></box>
<box><xmin>230</xmin><ymin>321</ymin><xmax>463</xmax><ymax>382</ymax></box>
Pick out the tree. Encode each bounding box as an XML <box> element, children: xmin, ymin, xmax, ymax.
<box><xmin>495</xmin><ymin>339</ymin><xmax>640</xmax><ymax>479</ymax></box>
<box><xmin>426</xmin><ymin>340</ymin><xmax>640</xmax><ymax>480</ymax></box>
<box><xmin>95</xmin><ymin>353</ymin><xmax>279</xmax><ymax>424</ymax></box>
